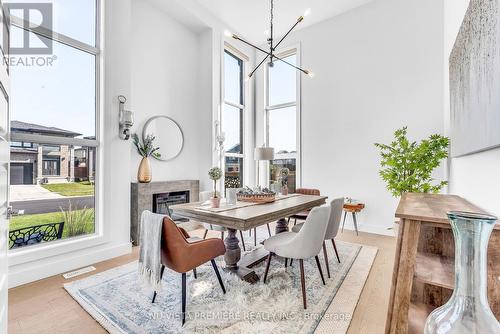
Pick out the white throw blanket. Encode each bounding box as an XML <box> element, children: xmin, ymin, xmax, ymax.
<box><xmin>138</xmin><ymin>210</ymin><xmax>165</xmax><ymax>291</ymax></box>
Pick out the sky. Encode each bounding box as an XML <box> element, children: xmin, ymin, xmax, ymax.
<box><xmin>9</xmin><ymin>0</ymin><xmax>96</xmax><ymax>138</ymax></box>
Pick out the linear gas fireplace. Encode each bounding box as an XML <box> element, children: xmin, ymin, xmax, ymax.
<box><xmin>153</xmin><ymin>191</ymin><xmax>190</xmax><ymax>215</ymax></box>
<box><xmin>131</xmin><ymin>180</ymin><xmax>199</xmax><ymax>245</ymax></box>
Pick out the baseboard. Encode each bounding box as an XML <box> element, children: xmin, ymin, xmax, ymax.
<box><xmin>342</xmin><ymin>223</ymin><xmax>396</xmax><ymax>237</ymax></box>
<box><xmin>8</xmin><ymin>242</ymin><xmax>132</xmax><ymax>288</ymax></box>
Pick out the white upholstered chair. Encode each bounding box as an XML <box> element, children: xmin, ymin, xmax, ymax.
<box><xmin>292</xmin><ymin>197</ymin><xmax>344</xmax><ymax>278</ymax></box>
<box><xmin>263</xmin><ymin>206</ymin><xmax>331</xmax><ymax>309</ymax></box>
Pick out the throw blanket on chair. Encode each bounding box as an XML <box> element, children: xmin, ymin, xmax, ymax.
<box><xmin>138</xmin><ymin>210</ymin><xmax>165</xmax><ymax>291</ymax></box>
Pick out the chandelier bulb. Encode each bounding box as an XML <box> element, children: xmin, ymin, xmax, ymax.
<box><xmin>304</xmin><ymin>8</ymin><xmax>311</xmax><ymax>17</ymax></box>
<box><xmin>306</xmin><ymin>71</ymin><xmax>315</xmax><ymax>78</ymax></box>
<box><xmin>224</xmin><ymin>30</ymin><xmax>232</xmax><ymax>37</ymax></box>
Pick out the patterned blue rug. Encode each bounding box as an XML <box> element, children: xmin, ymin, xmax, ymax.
<box><xmin>65</xmin><ymin>240</ymin><xmax>371</xmax><ymax>334</ymax></box>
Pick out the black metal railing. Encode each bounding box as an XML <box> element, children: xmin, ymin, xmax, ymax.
<box><xmin>9</xmin><ymin>222</ymin><xmax>65</xmax><ymax>249</ymax></box>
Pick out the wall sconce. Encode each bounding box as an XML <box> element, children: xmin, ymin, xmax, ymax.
<box><xmin>118</xmin><ymin>95</ymin><xmax>134</xmax><ymax>140</ymax></box>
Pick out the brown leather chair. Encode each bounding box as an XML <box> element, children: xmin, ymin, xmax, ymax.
<box><xmin>288</xmin><ymin>188</ymin><xmax>321</xmax><ymax>225</ymax></box>
<box><xmin>152</xmin><ymin>216</ymin><xmax>226</xmax><ymax>325</ymax></box>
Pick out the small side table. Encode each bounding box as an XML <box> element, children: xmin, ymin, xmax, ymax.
<box><xmin>342</xmin><ymin>202</ymin><xmax>365</xmax><ymax>236</ymax></box>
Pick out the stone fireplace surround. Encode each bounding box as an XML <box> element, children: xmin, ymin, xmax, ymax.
<box><xmin>130</xmin><ymin>180</ymin><xmax>199</xmax><ymax>245</ymax></box>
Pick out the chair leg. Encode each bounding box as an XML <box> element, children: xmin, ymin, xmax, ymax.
<box><xmin>285</xmin><ymin>258</ymin><xmax>288</xmax><ymax>268</ymax></box>
<box><xmin>290</xmin><ymin>258</ymin><xmax>293</xmax><ymax>266</ymax></box>
<box><xmin>221</xmin><ymin>231</ymin><xmax>224</xmax><ymax>241</ymax></box>
<box><xmin>287</xmin><ymin>217</ymin><xmax>290</xmax><ymax>224</ymax></box>
<box><xmin>266</xmin><ymin>223</ymin><xmax>271</xmax><ymax>237</ymax></box>
<box><xmin>181</xmin><ymin>273</ymin><xmax>187</xmax><ymax>325</ymax></box>
<box><xmin>315</xmin><ymin>255</ymin><xmax>326</xmax><ymax>285</ymax></box>
<box><xmin>294</xmin><ymin>218</ymin><xmax>297</xmax><ymax>226</ymax></box>
<box><xmin>322</xmin><ymin>241</ymin><xmax>331</xmax><ymax>279</ymax></box>
<box><xmin>341</xmin><ymin>211</ymin><xmax>347</xmax><ymax>232</ymax></box>
<box><xmin>203</xmin><ymin>229</ymin><xmax>208</xmax><ymax>239</ymax></box>
<box><xmin>254</xmin><ymin>228</ymin><xmax>257</xmax><ymax>246</ymax></box>
<box><xmin>239</xmin><ymin>230</ymin><xmax>246</xmax><ymax>252</ymax></box>
<box><xmin>193</xmin><ymin>268</ymin><xmax>197</xmax><ymax>279</ymax></box>
<box><xmin>151</xmin><ymin>265</ymin><xmax>165</xmax><ymax>303</ymax></box>
<box><xmin>299</xmin><ymin>259</ymin><xmax>307</xmax><ymax>309</ymax></box>
<box><xmin>263</xmin><ymin>252</ymin><xmax>273</xmax><ymax>283</ymax></box>
<box><xmin>211</xmin><ymin>259</ymin><xmax>226</xmax><ymax>294</ymax></box>
<box><xmin>331</xmin><ymin>239</ymin><xmax>341</xmax><ymax>263</ymax></box>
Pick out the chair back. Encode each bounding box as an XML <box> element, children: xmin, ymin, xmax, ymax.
<box><xmin>325</xmin><ymin>198</ymin><xmax>345</xmax><ymax>240</ymax></box>
<box><xmin>296</xmin><ymin>188</ymin><xmax>320</xmax><ymax>196</ymax></box>
<box><xmin>161</xmin><ymin>216</ymin><xmax>189</xmax><ymax>272</ymax></box>
<box><xmin>199</xmin><ymin>191</ymin><xmax>213</xmax><ymax>202</ymax></box>
<box><xmin>289</xmin><ymin>206</ymin><xmax>330</xmax><ymax>259</ymax></box>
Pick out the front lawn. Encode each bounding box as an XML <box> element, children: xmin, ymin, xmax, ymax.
<box><xmin>42</xmin><ymin>181</ymin><xmax>94</xmax><ymax>197</ymax></box>
<box><xmin>10</xmin><ymin>210</ymin><xmax>95</xmax><ymax>242</ymax></box>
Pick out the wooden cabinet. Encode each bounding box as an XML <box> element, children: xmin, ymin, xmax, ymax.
<box><xmin>385</xmin><ymin>193</ymin><xmax>500</xmax><ymax>334</ymax></box>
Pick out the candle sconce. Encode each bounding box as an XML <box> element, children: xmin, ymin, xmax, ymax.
<box><xmin>118</xmin><ymin>95</ymin><xmax>134</xmax><ymax>140</ymax></box>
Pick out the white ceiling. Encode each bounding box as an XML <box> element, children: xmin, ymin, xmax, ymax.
<box><xmin>194</xmin><ymin>0</ymin><xmax>372</xmax><ymax>43</ymax></box>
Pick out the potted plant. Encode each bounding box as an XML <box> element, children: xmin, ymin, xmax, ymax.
<box><xmin>133</xmin><ymin>134</ymin><xmax>160</xmax><ymax>183</ymax></box>
<box><xmin>375</xmin><ymin>127</ymin><xmax>449</xmax><ymax>233</ymax></box>
<box><xmin>208</xmin><ymin>167</ymin><xmax>223</xmax><ymax>208</ymax></box>
<box><xmin>279</xmin><ymin>167</ymin><xmax>290</xmax><ymax>195</ymax></box>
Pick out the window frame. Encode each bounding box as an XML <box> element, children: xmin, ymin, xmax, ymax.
<box><xmin>8</xmin><ymin>0</ymin><xmax>103</xmax><ymax>258</ymax></box>
<box><xmin>222</xmin><ymin>44</ymin><xmax>248</xmax><ymax>191</ymax></box>
<box><xmin>264</xmin><ymin>47</ymin><xmax>302</xmax><ymax>189</ymax></box>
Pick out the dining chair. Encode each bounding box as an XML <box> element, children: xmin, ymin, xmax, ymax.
<box><xmin>151</xmin><ymin>216</ymin><xmax>226</xmax><ymax>325</ymax></box>
<box><xmin>263</xmin><ymin>206</ymin><xmax>331</xmax><ymax>309</ymax></box>
<box><xmin>292</xmin><ymin>197</ymin><xmax>344</xmax><ymax>278</ymax></box>
<box><xmin>287</xmin><ymin>188</ymin><xmax>321</xmax><ymax>226</ymax></box>
<box><xmin>200</xmin><ymin>191</ymin><xmax>271</xmax><ymax>249</ymax></box>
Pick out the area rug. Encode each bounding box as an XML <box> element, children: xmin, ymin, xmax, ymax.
<box><xmin>65</xmin><ymin>239</ymin><xmax>377</xmax><ymax>334</ymax></box>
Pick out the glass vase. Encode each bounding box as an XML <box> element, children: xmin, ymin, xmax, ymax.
<box><xmin>424</xmin><ymin>211</ymin><xmax>500</xmax><ymax>334</ymax></box>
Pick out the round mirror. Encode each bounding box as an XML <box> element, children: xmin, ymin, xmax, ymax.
<box><xmin>142</xmin><ymin>116</ymin><xmax>184</xmax><ymax>162</ymax></box>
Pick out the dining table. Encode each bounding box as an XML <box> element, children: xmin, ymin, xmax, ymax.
<box><xmin>171</xmin><ymin>194</ymin><xmax>327</xmax><ymax>283</ymax></box>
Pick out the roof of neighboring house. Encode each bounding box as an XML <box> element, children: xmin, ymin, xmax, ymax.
<box><xmin>11</xmin><ymin>121</ymin><xmax>82</xmax><ymax>138</ymax></box>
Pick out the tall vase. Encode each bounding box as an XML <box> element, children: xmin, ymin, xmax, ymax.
<box><xmin>424</xmin><ymin>211</ymin><xmax>500</xmax><ymax>334</ymax></box>
<box><xmin>137</xmin><ymin>157</ymin><xmax>152</xmax><ymax>183</ymax></box>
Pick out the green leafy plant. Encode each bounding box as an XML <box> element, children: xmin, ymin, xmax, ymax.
<box><xmin>61</xmin><ymin>202</ymin><xmax>95</xmax><ymax>237</ymax></box>
<box><xmin>374</xmin><ymin>127</ymin><xmax>449</xmax><ymax>197</ymax></box>
<box><xmin>132</xmin><ymin>133</ymin><xmax>161</xmax><ymax>159</ymax></box>
<box><xmin>208</xmin><ymin>167</ymin><xmax>223</xmax><ymax>198</ymax></box>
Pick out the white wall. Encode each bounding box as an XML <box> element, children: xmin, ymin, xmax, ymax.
<box><xmin>130</xmin><ymin>0</ymin><xmax>212</xmax><ymax>188</ymax></box>
<box><xmin>445</xmin><ymin>0</ymin><xmax>500</xmax><ymax>217</ymax></box>
<box><xmin>256</xmin><ymin>0</ymin><xmax>446</xmax><ymax>234</ymax></box>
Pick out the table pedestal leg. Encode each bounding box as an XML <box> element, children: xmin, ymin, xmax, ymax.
<box><xmin>275</xmin><ymin>218</ymin><xmax>289</xmax><ymax>234</ymax></box>
<box><xmin>224</xmin><ymin>228</ymin><xmax>260</xmax><ymax>283</ymax></box>
<box><xmin>224</xmin><ymin>228</ymin><xmax>240</xmax><ymax>270</ymax></box>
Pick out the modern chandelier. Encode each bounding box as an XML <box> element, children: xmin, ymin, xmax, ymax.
<box><xmin>225</xmin><ymin>0</ymin><xmax>313</xmax><ymax>80</ymax></box>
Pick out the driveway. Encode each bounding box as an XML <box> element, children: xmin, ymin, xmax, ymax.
<box><xmin>11</xmin><ymin>196</ymin><xmax>95</xmax><ymax>214</ymax></box>
<box><xmin>10</xmin><ymin>185</ymin><xmax>64</xmax><ymax>201</ymax></box>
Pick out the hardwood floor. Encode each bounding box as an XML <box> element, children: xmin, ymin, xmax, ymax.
<box><xmin>8</xmin><ymin>228</ymin><xmax>396</xmax><ymax>334</ymax></box>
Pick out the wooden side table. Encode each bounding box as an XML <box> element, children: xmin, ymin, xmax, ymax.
<box><xmin>342</xmin><ymin>202</ymin><xmax>365</xmax><ymax>236</ymax></box>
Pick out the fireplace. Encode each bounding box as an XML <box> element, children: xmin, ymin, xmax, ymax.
<box><xmin>130</xmin><ymin>180</ymin><xmax>199</xmax><ymax>245</ymax></box>
<box><xmin>153</xmin><ymin>191</ymin><xmax>190</xmax><ymax>215</ymax></box>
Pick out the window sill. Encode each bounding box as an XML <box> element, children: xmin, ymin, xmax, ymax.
<box><xmin>8</xmin><ymin>232</ymin><xmax>107</xmax><ymax>267</ymax></box>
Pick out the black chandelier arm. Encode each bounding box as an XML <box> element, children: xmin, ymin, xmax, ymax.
<box><xmin>232</xmin><ymin>35</ymin><xmax>271</xmax><ymax>58</ymax></box>
<box><xmin>248</xmin><ymin>54</ymin><xmax>270</xmax><ymax>78</ymax></box>
<box><xmin>273</xmin><ymin>16</ymin><xmax>304</xmax><ymax>51</ymax></box>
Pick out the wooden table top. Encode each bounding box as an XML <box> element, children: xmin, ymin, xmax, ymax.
<box><xmin>395</xmin><ymin>193</ymin><xmax>498</xmax><ymax>229</ymax></box>
<box><xmin>171</xmin><ymin>194</ymin><xmax>327</xmax><ymax>231</ymax></box>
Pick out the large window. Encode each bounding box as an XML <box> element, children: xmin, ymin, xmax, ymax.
<box><xmin>8</xmin><ymin>1</ymin><xmax>99</xmax><ymax>250</ymax></box>
<box><xmin>266</xmin><ymin>51</ymin><xmax>299</xmax><ymax>193</ymax></box>
<box><xmin>222</xmin><ymin>48</ymin><xmax>245</xmax><ymax>192</ymax></box>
